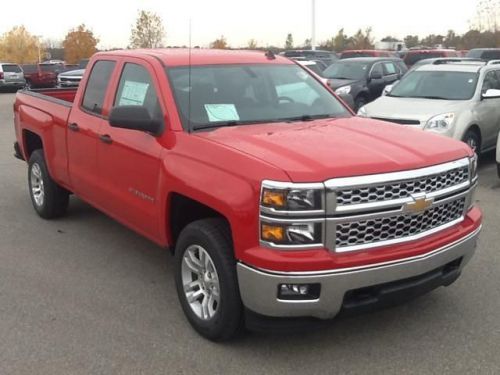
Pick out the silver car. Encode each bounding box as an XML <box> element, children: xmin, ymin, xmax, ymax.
<box><xmin>0</xmin><ymin>63</ymin><xmax>26</xmax><ymax>91</ymax></box>
<box><xmin>57</xmin><ymin>69</ymin><xmax>85</xmax><ymax>87</ymax></box>
<box><xmin>359</xmin><ymin>61</ymin><xmax>500</xmax><ymax>153</ymax></box>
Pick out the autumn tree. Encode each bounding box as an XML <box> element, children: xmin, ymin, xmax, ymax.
<box><xmin>62</xmin><ymin>24</ymin><xmax>98</xmax><ymax>64</ymax></box>
<box><xmin>210</xmin><ymin>35</ymin><xmax>228</xmax><ymax>49</ymax></box>
<box><xmin>247</xmin><ymin>39</ymin><xmax>258</xmax><ymax>49</ymax></box>
<box><xmin>129</xmin><ymin>10</ymin><xmax>165</xmax><ymax>49</ymax></box>
<box><xmin>0</xmin><ymin>26</ymin><xmax>40</xmax><ymax>64</ymax></box>
<box><xmin>285</xmin><ymin>33</ymin><xmax>294</xmax><ymax>49</ymax></box>
<box><xmin>333</xmin><ymin>28</ymin><xmax>350</xmax><ymax>51</ymax></box>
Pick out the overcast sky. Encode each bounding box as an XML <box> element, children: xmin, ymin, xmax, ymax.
<box><xmin>2</xmin><ymin>0</ymin><xmax>480</xmax><ymax>49</ymax></box>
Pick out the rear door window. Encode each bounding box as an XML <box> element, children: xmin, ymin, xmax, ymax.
<box><xmin>82</xmin><ymin>60</ymin><xmax>116</xmax><ymax>115</ymax></box>
<box><xmin>383</xmin><ymin>62</ymin><xmax>398</xmax><ymax>76</ymax></box>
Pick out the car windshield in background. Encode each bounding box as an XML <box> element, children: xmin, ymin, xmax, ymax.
<box><xmin>323</xmin><ymin>62</ymin><xmax>369</xmax><ymax>80</ymax></box>
<box><xmin>40</xmin><ymin>64</ymin><xmax>61</xmax><ymax>72</ymax></box>
<box><xmin>2</xmin><ymin>64</ymin><xmax>22</xmax><ymax>73</ymax></box>
<box><xmin>168</xmin><ymin>64</ymin><xmax>350</xmax><ymax>130</ymax></box>
<box><xmin>341</xmin><ymin>52</ymin><xmax>372</xmax><ymax>58</ymax></box>
<box><xmin>389</xmin><ymin>71</ymin><xmax>478</xmax><ymax>100</ymax></box>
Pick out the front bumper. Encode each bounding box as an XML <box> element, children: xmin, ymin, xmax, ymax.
<box><xmin>237</xmin><ymin>225</ymin><xmax>480</xmax><ymax>319</ymax></box>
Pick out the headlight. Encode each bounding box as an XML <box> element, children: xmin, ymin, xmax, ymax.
<box><xmin>261</xmin><ymin>182</ymin><xmax>324</xmax><ymax>212</ymax></box>
<box><xmin>357</xmin><ymin>105</ymin><xmax>367</xmax><ymax>117</ymax></box>
<box><xmin>425</xmin><ymin>113</ymin><xmax>455</xmax><ymax>132</ymax></box>
<box><xmin>260</xmin><ymin>181</ymin><xmax>325</xmax><ymax>249</ymax></box>
<box><xmin>335</xmin><ymin>85</ymin><xmax>351</xmax><ymax>95</ymax></box>
<box><xmin>260</xmin><ymin>222</ymin><xmax>323</xmax><ymax>246</ymax></box>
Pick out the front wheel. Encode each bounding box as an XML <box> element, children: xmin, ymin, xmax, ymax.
<box><xmin>28</xmin><ymin>150</ymin><xmax>69</xmax><ymax>219</ymax></box>
<box><xmin>174</xmin><ymin>218</ymin><xmax>243</xmax><ymax>341</ymax></box>
<box><xmin>462</xmin><ymin>129</ymin><xmax>481</xmax><ymax>154</ymax></box>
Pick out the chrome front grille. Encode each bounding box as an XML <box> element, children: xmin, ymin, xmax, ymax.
<box><xmin>335</xmin><ymin>198</ymin><xmax>465</xmax><ymax>249</ymax></box>
<box><xmin>325</xmin><ymin>158</ymin><xmax>476</xmax><ymax>253</ymax></box>
<box><xmin>336</xmin><ymin>166</ymin><xmax>469</xmax><ymax>206</ymax></box>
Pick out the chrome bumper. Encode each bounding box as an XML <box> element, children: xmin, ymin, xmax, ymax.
<box><xmin>237</xmin><ymin>226</ymin><xmax>481</xmax><ymax>319</ymax></box>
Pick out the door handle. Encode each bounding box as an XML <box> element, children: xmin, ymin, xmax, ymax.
<box><xmin>68</xmin><ymin>123</ymin><xmax>79</xmax><ymax>132</ymax></box>
<box><xmin>99</xmin><ymin>134</ymin><xmax>113</xmax><ymax>144</ymax></box>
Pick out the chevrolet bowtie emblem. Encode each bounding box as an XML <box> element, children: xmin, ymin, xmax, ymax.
<box><xmin>404</xmin><ymin>193</ymin><xmax>433</xmax><ymax>215</ymax></box>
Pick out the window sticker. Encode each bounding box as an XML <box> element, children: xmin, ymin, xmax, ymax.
<box><xmin>204</xmin><ymin>104</ymin><xmax>240</xmax><ymax>122</ymax></box>
<box><xmin>119</xmin><ymin>80</ymin><xmax>150</xmax><ymax>106</ymax></box>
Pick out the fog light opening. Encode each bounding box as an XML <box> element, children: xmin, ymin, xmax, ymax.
<box><xmin>277</xmin><ymin>283</ymin><xmax>321</xmax><ymax>301</ymax></box>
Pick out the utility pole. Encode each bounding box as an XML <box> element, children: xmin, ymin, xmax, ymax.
<box><xmin>311</xmin><ymin>0</ymin><xmax>316</xmax><ymax>50</ymax></box>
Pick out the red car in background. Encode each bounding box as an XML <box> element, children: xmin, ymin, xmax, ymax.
<box><xmin>21</xmin><ymin>63</ymin><xmax>61</xmax><ymax>88</ymax></box>
<box><xmin>404</xmin><ymin>49</ymin><xmax>459</xmax><ymax>67</ymax></box>
<box><xmin>340</xmin><ymin>50</ymin><xmax>395</xmax><ymax>59</ymax></box>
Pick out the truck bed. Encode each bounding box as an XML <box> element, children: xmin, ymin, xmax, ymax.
<box><xmin>24</xmin><ymin>87</ymin><xmax>78</xmax><ymax>104</ymax></box>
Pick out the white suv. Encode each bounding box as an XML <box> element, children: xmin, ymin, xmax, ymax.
<box><xmin>0</xmin><ymin>63</ymin><xmax>26</xmax><ymax>91</ymax></box>
<box><xmin>359</xmin><ymin>60</ymin><xmax>500</xmax><ymax>154</ymax></box>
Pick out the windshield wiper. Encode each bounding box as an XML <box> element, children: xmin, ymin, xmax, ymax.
<box><xmin>281</xmin><ymin>114</ymin><xmax>337</xmax><ymax>123</ymax></box>
<box><xmin>414</xmin><ymin>95</ymin><xmax>450</xmax><ymax>100</ymax></box>
<box><xmin>193</xmin><ymin>119</ymin><xmax>283</xmax><ymax>131</ymax></box>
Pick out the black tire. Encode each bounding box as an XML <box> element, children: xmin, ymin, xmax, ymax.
<box><xmin>174</xmin><ymin>218</ymin><xmax>242</xmax><ymax>341</ymax></box>
<box><xmin>354</xmin><ymin>96</ymin><xmax>368</xmax><ymax>111</ymax></box>
<box><xmin>462</xmin><ymin>129</ymin><xmax>481</xmax><ymax>154</ymax></box>
<box><xmin>28</xmin><ymin>149</ymin><xmax>69</xmax><ymax>219</ymax></box>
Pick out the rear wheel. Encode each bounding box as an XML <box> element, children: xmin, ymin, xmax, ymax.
<box><xmin>462</xmin><ymin>129</ymin><xmax>481</xmax><ymax>154</ymax></box>
<box><xmin>28</xmin><ymin>150</ymin><xmax>69</xmax><ymax>219</ymax></box>
<box><xmin>174</xmin><ymin>218</ymin><xmax>242</xmax><ymax>341</ymax></box>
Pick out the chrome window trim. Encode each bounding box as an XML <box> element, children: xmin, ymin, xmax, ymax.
<box><xmin>324</xmin><ymin>158</ymin><xmax>470</xmax><ymax>190</ymax></box>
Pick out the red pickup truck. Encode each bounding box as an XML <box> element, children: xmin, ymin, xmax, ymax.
<box><xmin>13</xmin><ymin>49</ymin><xmax>481</xmax><ymax>341</ymax></box>
<box><xmin>21</xmin><ymin>63</ymin><xmax>59</xmax><ymax>88</ymax></box>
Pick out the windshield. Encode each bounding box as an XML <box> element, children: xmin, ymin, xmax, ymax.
<box><xmin>323</xmin><ymin>61</ymin><xmax>368</xmax><ymax>80</ymax></box>
<box><xmin>341</xmin><ymin>52</ymin><xmax>373</xmax><ymax>59</ymax></box>
<box><xmin>389</xmin><ymin>70</ymin><xmax>478</xmax><ymax>100</ymax></box>
<box><xmin>167</xmin><ymin>64</ymin><xmax>350</xmax><ymax>130</ymax></box>
<box><xmin>405</xmin><ymin>52</ymin><xmax>453</xmax><ymax>66</ymax></box>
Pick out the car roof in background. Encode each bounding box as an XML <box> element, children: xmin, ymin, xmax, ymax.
<box><xmin>335</xmin><ymin>57</ymin><xmax>403</xmax><ymax>63</ymax></box>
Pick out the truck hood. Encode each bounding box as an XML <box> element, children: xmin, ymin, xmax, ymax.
<box><xmin>196</xmin><ymin>117</ymin><xmax>471</xmax><ymax>182</ymax></box>
<box><xmin>364</xmin><ymin>96</ymin><xmax>469</xmax><ymax>124</ymax></box>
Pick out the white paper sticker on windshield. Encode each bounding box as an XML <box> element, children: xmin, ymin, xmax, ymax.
<box><xmin>204</xmin><ymin>104</ymin><xmax>240</xmax><ymax>122</ymax></box>
<box><xmin>119</xmin><ymin>81</ymin><xmax>150</xmax><ymax>106</ymax></box>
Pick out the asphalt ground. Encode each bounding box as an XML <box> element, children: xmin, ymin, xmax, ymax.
<box><xmin>0</xmin><ymin>92</ymin><xmax>499</xmax><ymax>374</ymax></box>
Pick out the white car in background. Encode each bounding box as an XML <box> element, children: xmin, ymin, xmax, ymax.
<box><xmin>359</xmin><ymin>60</ymin><xmax>500</xmax><ymax>153</ymax></box>
<box><xmin>57</xmin><ymin>69</ymin><xmax>85</xmax><ymax>87</ymax></box>
<box><xmin>0</xmin><ymin>62</ymin><xmax>26</xmax><ymax>91</ymax></box>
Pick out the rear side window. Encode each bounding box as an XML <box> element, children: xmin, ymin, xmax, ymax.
<box><xmin>2</xmin><ymin>64</ymin><xmax>22</xmax><ymax>73</ymax></box>
<box><xmin>482</xmin><ymin>50</ymin><xmax>500</xmax><ymax>60</ymax></box>
<box><xmin>22</xmin><ymin>65</ymin><xmax>37</xmax><ymax>74</ymax></box>
<box><xmin>82</xmin><ymin>60</ymin><xmax>116</xmax><ymax>115</ymax></box>
<box><xmin>383</xmin><ymin>62</ymin><xmax>398</xmax><ymax>75</ymax></box>
<box><xmin>114</xmin><ymin>63</ymin><xmax>162</xmax><ymax>121</ymax></box>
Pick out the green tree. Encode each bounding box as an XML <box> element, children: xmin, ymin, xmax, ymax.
<box><xmin>333</xmin><ymin>28</ymin><xmax>350</xmax><ymax>51</ymax></box>
<box><xmin>348</xmin><ymin>28</ymin><xmax>374</xmax><ymax>49</ymax></box>
<box><xmin>302</xmin><ymin>38</ymin><xmax>312</xmax><ymax>49</ymax></box>
<box><xmin>63</xmin><ymin>24</ymin><xmax>99</xmax><ymax>64</ymax></box>
<box><xmin>285</xmin><ymin>33</ymin><xmax>294</xmax><ymax>49</ymax></box>
<box><xmin>381</xmin><ymin>36</ymin><xmax>399</xmax><ymax>42</ymax></box>
<box><xmin>404</xmin><ymin>35</ymin><xmax>420</xmax><ymax>48</ymax></box>
<box><xmin>129</xmin><ymin>10</ymin><xmax>165</xmax><ymax>49</ymax></box>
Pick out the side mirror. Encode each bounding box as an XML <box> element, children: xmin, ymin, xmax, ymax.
<box><xmin>482</xmin><ymin>89</ymin><xmax>500</xmax><ymax>99</ymax></box>
<box><xmin>370</xmin><ymin>70</ymin><xmax>383</xmax><ymax>80</ymax></box>
<box><xmin>109</xmin><ymin>106</ymin><xmax>162</xmax><ymax>135</ymax></box>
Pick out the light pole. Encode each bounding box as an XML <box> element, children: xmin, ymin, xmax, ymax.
<box><xmin>36</xmin><ymin>35</ymin><xmax>42</xmax><ymax>63</ymax></box>
<box><xmin>311</xmin><ymin>0</ymin><xmax>316</xmax><ymax>50</ymax></box>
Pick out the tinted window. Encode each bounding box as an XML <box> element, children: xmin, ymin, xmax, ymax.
<box><xmin>114</xmin><ymin>63</ymin><xmax>162</xmax><ymax>121</ymax></box>
<box><xmin>482</xmin><ymin>50</ymin><xmax>500</xmax><ymax>61</ymax></box>
<box><xmin>304</xmin><ymin>63</ymin><xmax>323</xmax><ymax>76</ymax></box>
<box><xmin>40</xmin><ymin>64</ymin><xmax>62</xmax><ymax>73</ymax></box>
<box><xmin>405</xmin><ymin>52</ymin><xmax>447</xmax><ymax>66</ymax></box>
<box><xmin>371</xmin><ymin>63</ymin><xmax>383</xmax><ymax>76</ymax></box>
<box><xmin>323</xmin><ymin>61</ymin><xmax>369</xmax><ymax>80</ymax></box>
<box><xmin>22</xmin><ymin>65</ymin><xmax>37</xmax><ymax>74</ymax></box>
<box><xmin>482</xmin><ymin>70</ymin><xmax>500</xmax><ymax>92</ymax></box>
<box><xmin>383</xmin><ymin>62</ymin><xmax>398</xmax><ymax>75</ymax></box>
<box><xmin>466</xmin><ymin>49</ymin><xmax>483</xmax><ymax>58</ymax></box>
<box><xmin>341</xmin><ymin>51</ymin><xmax>374</xmax><ymax>59</ymax></box>
<box><xmin>2</xmin><ymin>64</ymin><xmax>22</xmax><ymax>73</ymax></box>
<box><xmin>168</xmin><ymin>64</ymin><xmax>349</xmax><ymax>130</ymax></box>
<box><xmin>82</xmin><ymin>60</ymin><xmax>116</xmax><ymax>115</ymax></box>
<box><xmin>390</xmin><ymin>70</ymin><xmax>478</xmax><ymax>100</ymax></box>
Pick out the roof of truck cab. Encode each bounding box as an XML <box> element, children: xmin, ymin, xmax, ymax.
<box><xmin>416</xmin><ymin>63</ymin><xmax>484</xmax><ymax>73</ymax></box>
<box><xmin>95</xmin><ymin>49</ymin><xmax>294</xmax><ymax>67</ymax></box>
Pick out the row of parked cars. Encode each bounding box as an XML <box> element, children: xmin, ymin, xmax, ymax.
<box><xmin>0</xmin><ymin>59</ymin><xmax>87</xmax><ymax>91</ymax></box>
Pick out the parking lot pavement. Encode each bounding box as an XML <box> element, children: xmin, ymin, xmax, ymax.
<box><xmin>0</xmin><ymin>92</ymin><xmax>500</xmax><ymax>375</ymax></box>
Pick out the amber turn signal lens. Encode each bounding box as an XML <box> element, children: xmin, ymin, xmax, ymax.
<box><xmin>261</xmin><ymin>189</ymin><xmax>286</xmax><ymax>208</ymax></box>
<box><xmin>261</xmin><ymin>224</ymin><xmax>285</xmax><ymax>242</ymax></box>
